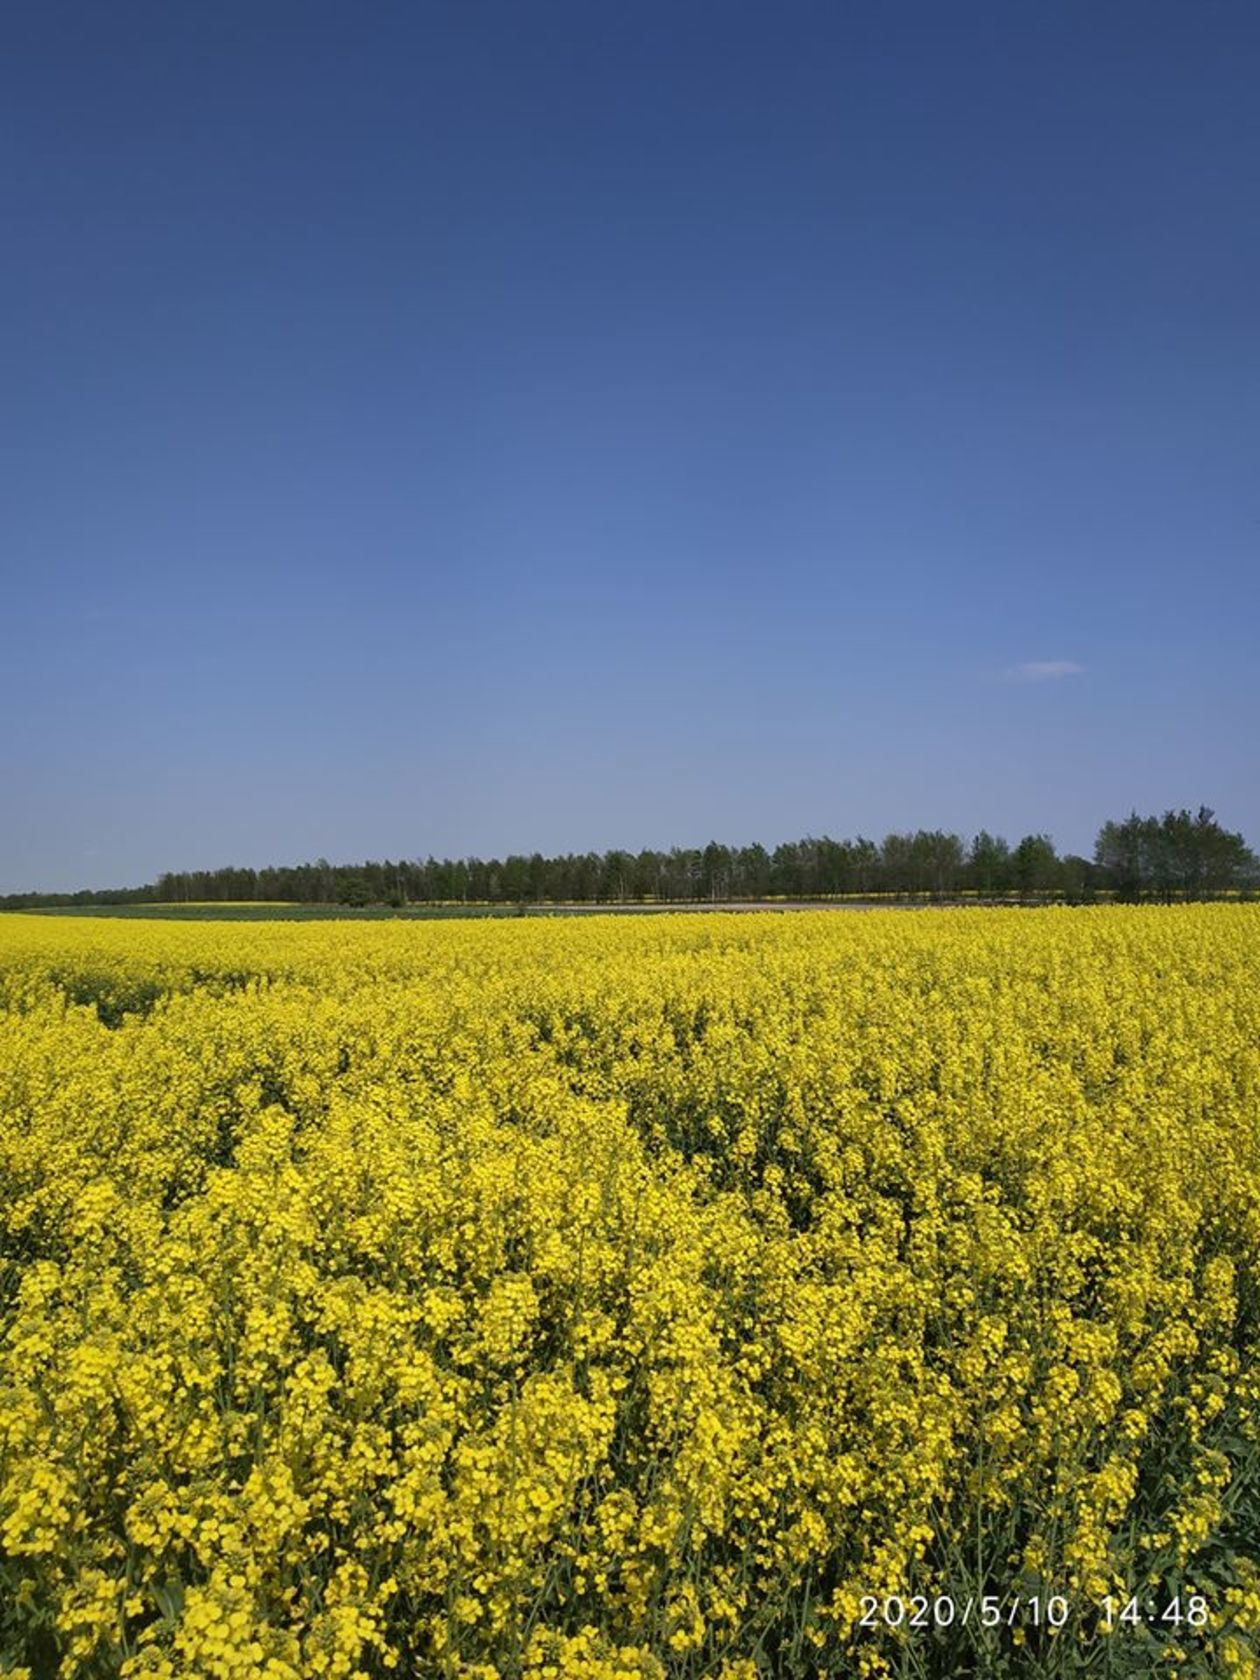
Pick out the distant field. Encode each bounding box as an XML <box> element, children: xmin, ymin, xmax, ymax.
<box><xmin>18</xmin><ymin>901</ymin><xmax>889</xmax><ymax>921</ymax></box>
<box><xmin>16</xmin><ymin>902</ymin><xmax>529</xmax><ymax>920</ymax></box>
<box><xmin>16</xmin><ymin>894</ymin><xmax>1088</xmax><ymax>921</ymax></box>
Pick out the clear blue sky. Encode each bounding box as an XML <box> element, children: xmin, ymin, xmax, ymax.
<box><xmin>3</xmin><ymin>2</ymin><xmax>1257</xmax><ymax>891</ymax></box>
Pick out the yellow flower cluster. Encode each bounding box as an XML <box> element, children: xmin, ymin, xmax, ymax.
<box><xmin>1</xmin><ymin>907</ymin><xmax>1258</xmax><ymax>1677</ymax></box>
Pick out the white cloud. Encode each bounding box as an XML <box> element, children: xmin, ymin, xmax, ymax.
<box><xmin>1003</xmin><ymin>660</ymin><xmax>1085</xmax><ymax>683</ymax></box>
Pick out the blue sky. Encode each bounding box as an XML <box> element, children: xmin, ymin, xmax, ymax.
<box><xmin>3</xmin><ymin>2</ymin><xmax>1257</xmax><ymax>890</ymax></box>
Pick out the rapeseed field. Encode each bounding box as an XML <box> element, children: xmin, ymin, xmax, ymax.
<box><xmin>0</xmin><ymin>908</ymin><xmax>1257</xmax><ymax>1679</ymax></box>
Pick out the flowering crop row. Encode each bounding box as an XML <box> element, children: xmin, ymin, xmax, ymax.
<box><xmin>1</xmin><ymin>907</ymin><xmax>1257</xmax><ymax>1678</ymax></box>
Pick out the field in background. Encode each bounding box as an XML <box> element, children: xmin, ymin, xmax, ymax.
<box><xmin>13</xmin><ymin>900</ymin><xmax>898</xmax><ymax>921</ymax></box>
<box><xmin>1</xmin><ymin>908</ymin><xmax>1258</xmax><ymax>1677</ymax></box>
<box><xmin>12</xmin><ymin>893</ymin><xmax>1131</xmax><ymax>921</ymax></box>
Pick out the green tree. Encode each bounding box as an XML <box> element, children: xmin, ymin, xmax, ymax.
<box><xmin>1012</xmin><ymin>834</ymin><xmax>1058</xmax><ymax>898</ymax></box>
<box><xmin>968</xmin><ymin>831</ymin><xmax>1012</xmax><ymax>897</ymax></box>
<box><xmin>335</xmin><ymin>870</ymin><xmax>372</xmax><ymax>907</ymax></box>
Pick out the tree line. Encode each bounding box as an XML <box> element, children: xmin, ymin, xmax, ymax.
<box><xmin>3</xmin><ymin>808</ymin><xmax>1254</xmax><ymax>909</ymax></box>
